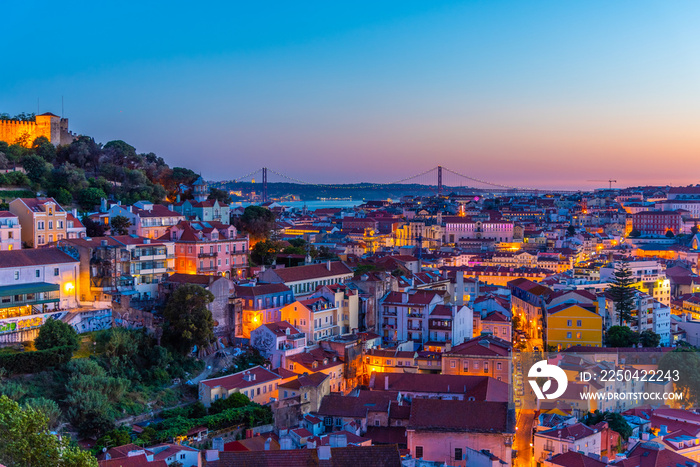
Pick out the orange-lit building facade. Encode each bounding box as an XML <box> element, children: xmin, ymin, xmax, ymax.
<box><xmin>164</xmin><ymin>220</ymin><xmax>248</xmax><ymax>278</ymax></box>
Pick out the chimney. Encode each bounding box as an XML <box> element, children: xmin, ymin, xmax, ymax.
<box><xmin>318</xmin><ymin>445</ymin><xmax>332</xmax><ymax>460</ymax></box>
<box><xmin>176</xmin><ymin>194</ymin><xmax>181</xmax><ymax>203</ymax></box>
<box><xmin>384</xmin><ymin>375</ymin><xmax>389</xmax><ymax>391</ymax></box>
<box><xmin>326</xmin><ymin>260</ymin><xmax>331</xmax><ymax>271</ymax></box>
<box><xmin>264</xmin><ymin>437</ymin><xmax>271</xmax><ymax>450</ymax></box>
<box><xmin>205</xmin><ymin>450</ymin><xmax>220</xmax><ymax>462</ymax></box>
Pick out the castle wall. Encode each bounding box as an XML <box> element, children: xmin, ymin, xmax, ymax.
<box><xmin>0</xmin><ymin>115</ymin><xmax>74</xmax><ymax>147</ymax></box>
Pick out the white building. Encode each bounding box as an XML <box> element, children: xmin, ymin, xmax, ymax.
<box><xmin>533</xmin><ymin>423</ymin><xmax>601</xmax><ymax>463</ymax></box>
<box><xmin>443</xmin><ymin>216</ymin><xmax>514</xmax><ymax>244</ymax></box>
<box><xmin>250</xmin><ymin>321</ymin><xmax>306</xmax><ymax>369</ymax></box>
<box><xmin>0</xmin><ymin>248</ymin><xmax>80</xmax><ymax>344</ymax></box>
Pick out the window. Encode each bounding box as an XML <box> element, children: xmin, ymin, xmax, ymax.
<box><xmin>450</xmin><ymin>360</ymin><xmax>456</xmax><ymax>369</ymax></box>
<box><xmin>576</xmin><ymin>332</ymin><xmax>582</xmax><ymax>339</ymax></box>
<box><xmin>38</xmin><ymin>221</ymin><xmax>45</xmax><ymax>230</ymax></box>
<box><xmin>567</xmin><ymin>320</ymin><xmax>572</xmax><ymax>326</ymax></box>
<box><xmin>577</xmin><ymin>320</ymin><xmax>582</xmax><ymax>327</ymax></box>
<box><xmin>497</xmin><ymin>362</ymin><xmax>502</xmax><ymax>370</ymax></box>
<box><xmin>484</xmin><ymin>361</ymin><xmax>489</xmax><ymax>373</ymax></box>
<box><xmin>48</xmin><ymin>221</ymin><xmax>53</xmax><ymax>230</ymax></box>
<box><xmin>416</xmin><ymin>446</ymin><xmax>424</xmax><ymax>459</ymax></box>
<box><xmin>567</xmin><ymin>332</ymin><xmax>572</xmax><ymax>339</ymax></box>
<box><xmin>257</xmin><ymin>388</ymin><xmax>260</xmax><ymax>395</ymax></box>
<box><xmin>35</xmin><ymin>269</ymin><xmax>40</xmax><ymax>278</ymax></box>
<box><xmin>455</xmin><ymin>448</ymin><xmax>463</xmax><ymax>461</ymax></box>
<box><xmin>463</xmin><ymin>361</ymin><xmax>469</xmax><ymax>371</ymax></box>
<box><xmin>14</xmin><ymin>271</ymin><xmax>19</xmax><ymax>280</ymax></box>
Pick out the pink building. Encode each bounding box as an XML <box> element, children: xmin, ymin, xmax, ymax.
<box><xmin>164</xmin><ymin>220</ymin><xmax>248</xmax><ymax>278</ymax></box>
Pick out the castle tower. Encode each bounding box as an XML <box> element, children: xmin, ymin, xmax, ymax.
<box><xmin>34</xmin><ymin>112</ymin><xmax>61</xmax><ymax>144</ymax></box>
<box><xmin>193</xmin><ymin>176</ymin><xmax>208</xmax><ymax>202</ymax></box>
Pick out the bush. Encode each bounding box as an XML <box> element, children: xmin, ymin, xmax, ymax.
<box><xmin>0</xmin><ymin>346</ymin><xmax>74</xmax><ymax>375</ymax></box>
<box><xmin>35</xmin><ymin>319</ymin><xmax>80</xmax><ymax>352</ymax></box>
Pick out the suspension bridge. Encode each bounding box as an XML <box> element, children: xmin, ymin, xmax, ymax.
<box><xmin>211</xmin><ymin>166</ymin><xmax>580</xmax><ymax>202</ymax></box>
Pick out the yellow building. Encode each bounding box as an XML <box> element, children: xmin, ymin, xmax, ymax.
<box><xmin>546</xmin><ymin>304</ymin><xmax>602</xmax><ymax>350</ymax></box>
<box><xmin>198</xmin><ymin>365</ymin><xmax>281</xmax><ymax>407</ymax></box>
<box><xmin>9</xmin><ymin>198</ymin><xmax>68</xmax><ymax>247</ymax></box>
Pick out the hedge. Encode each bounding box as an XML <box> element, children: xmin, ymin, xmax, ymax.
<box><xmin>0</xmin><ymin>345</ymin><xmax>74</xmax><ymax>374</ymax></box>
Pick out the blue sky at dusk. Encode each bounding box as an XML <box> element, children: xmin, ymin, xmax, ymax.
<box><xmin>3</xmin><ymin>1</ymin><xmax>700</xmax><ymax>189</ymax></box>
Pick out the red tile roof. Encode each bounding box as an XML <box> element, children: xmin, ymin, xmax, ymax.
<box><xmin>0</xmin><ymin>248</ymin><xmax>78</xmax><ymax>267</ymax></box>
<box><xmin>271</xmin><ymin>262</ymin><xmax>353</xmax><ymax>283</ymax></box>
<box><xmin>234</xmin><ymin>283</ymin><xmax>291</xmax><ymax>297</ymax></box>
<box><xmin>546</xmin><ymin>450</ymin><xmax>607</xmax><ymax>467</ymax></box>
<box><xmin>445</xmin><ymin>336</ymin><xmax>511</xmax><ymax>357</ymax></box>
<box><xmin>317</xmin><ymin>390</ymin><xmax>399</xmax><ymax>418</ymax></box>
<box><xmin>408</xmin><ymin>399</ymin><xmax>513</xmax><ymax>433</ymax></box>
<box><xmin>200</xmin><ymin>366</ymin><xmax>280</xmax><ymax>391</ymax></box>
<box><xmin>368</xmin><ymin>372</ymin><xmax>509</xmax><ymax>402</ymax></box>
<box><xmin>211</xmin><ymin>445</ymin><xmax>402</xmax><ymax>467</ymax></box>
<box><xmin>99</xmin><ymin>454</ymin><xmax>167</xmax><ymax>467</ymax></box>
<box><xmin>537</xmin><ymin>423</ymin><xmax>596</xmax><ymax>441</ymax></box>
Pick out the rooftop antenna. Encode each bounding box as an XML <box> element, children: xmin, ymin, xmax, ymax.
<box><xmin>62</xmin><ymin>96</ymin><xmax>64</xmax><ymax>118</ymax></box>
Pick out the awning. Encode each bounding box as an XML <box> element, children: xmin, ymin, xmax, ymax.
<box><xmin>0</xmin><ymin>282</ymin><xmax>60</xmax><ymax>297</ymax></box>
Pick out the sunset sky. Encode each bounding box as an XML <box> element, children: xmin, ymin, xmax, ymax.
<box><xmin>3</xmin><ymin>1</ymin><xmax>700</xmax><ymax>189</ymax></box>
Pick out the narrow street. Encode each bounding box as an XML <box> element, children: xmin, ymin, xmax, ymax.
<box><xmin>513</xmin><ymin>409</ymin><xmax>535</xmax><ymax>467</ymax></box>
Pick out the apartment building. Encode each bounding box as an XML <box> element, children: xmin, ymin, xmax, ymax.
<box><xmin>165</xmin><ymin>220</ymin><xmax>248</xmax><ymax>278</ymax></box>
<box><xmin>58</xmin><ymin>235</ymin><xmax>175</xmax><ymax>303</ymax></box>
<box><xmin>107</xmin><ymin>201</ymin><xmax>185</xmax><ymax>239</ymax></box>
<box><xmin>9</xmin><ymin>197</ymin><xmax>67</xmax><ymax>247</ymax></box>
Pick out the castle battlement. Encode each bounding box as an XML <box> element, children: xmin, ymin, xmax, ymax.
<box><xmin>0</xmin><ymin>112</ymin><xmax>76</xmax><ymax>147</ymax></box>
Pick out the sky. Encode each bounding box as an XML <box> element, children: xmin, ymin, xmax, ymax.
<box><xmin>3</xmin><ymin>1</ymin><xmax>700</xmax><ymax>190</ymax></box>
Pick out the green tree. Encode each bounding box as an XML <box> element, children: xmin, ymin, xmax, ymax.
<box><xmin>110</xmin><ymin>215</ymin><xmax>132</xmax><ymax>235</ymax></box>
<box><xmin>607</xmin><ymin>259</ymin><xmax>636</xmax><ymax>325</ymax></box>
<box><xmin>628</xmin><ymin>228</ymin><xmax>641</xmax><ymax>238</ymax></box>
<box><xmin>162</xmin><ymin>284</ymin><xmax>215</xmax><ymax>354</ymax></box>
<box><xmin>237</xmin><ymin>206</ymin><xmax>276</xmax><ymax>242</ymax></box>
<box><xmin>76</xmin><ymin>187</ymin><xmax>107</xmax><ymax>211</ymax></box>
<box><xmin>95</xmin><ymin>426</ymin><xmax>131</xmax><ymax>452</ymax></box>
<box><xmin>606</xmin><ymin>326</ymin><xmax>639</xmax><ymax>348</ymax></box>
<box><xmin>32</xmin><ymin>136</ymin><xmax>56</xmax><ymax>162</ymax></box>
<box><xmin>34</xmin><ymin>319</ymin><xmax>80</xmax><ymax>352</ymax></box>
<box><xmin>208</xmin><ymin>393</ymin><xmax>250</xmax><ymax>415</ymax></box>
<box><xmin>666</xmin><ymin>229</ymin><xmax>675</xmax><ymax>238</ymax></box>
<box><xmin>0</xmin><ymin>395</ymin><xmax>98</xmax><ymax>467</ymax></box>
<box><xmin>23</xmin><ymin>397</ymin><xmax>62</xmax><ymax>429</ymax></box>
<box><xmin>639</xmin><ymin>330</ymin><xmax>661</xmax><ymax>348</ymax></box>
<box><xmin>659</xmin><ymin>348</ymin><xmax>700</xmax><ymax>407</ymax></box>
<box><xmin>22</xmin><ymin>154</ymin><xmax>52</xmax><ymax>184</ymax></box>
<box><xmin>208</xmin><ymin>187</ymin><xmax>231</xmax><ymax>204</ymax></box>
<box><xmin>251</xmin><ymin>239</ymin><xmax>280</xmax><ymax>266</ymax></box>
<box><xmin>82</xmin><ymin>215</ymin><xmax>106</xmax><ymax>237</ymax></box>
<box><xmin>566</xmin><ymin>225</ymin><xmax>576</xmax><ymax>237</ymax></box>
<box><xmin>582</xmin><ymin>410</ymin><xmax>633</xmax><ymax>440</ymax></box>
<box><xmin>48</xmin><ymin>187</ymin><xmax>72</xmax><ymax>206</ymax></box>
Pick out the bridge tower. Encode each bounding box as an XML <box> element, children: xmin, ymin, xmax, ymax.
<box><xmin>262</xmin><ymin>167</ymin><xmax>268</xmax><ymax>203</ymax></box>
<box><xmin>437</xmin><ymin>165</ymin><xmax>443</xmax><ymax>196</ymax></box>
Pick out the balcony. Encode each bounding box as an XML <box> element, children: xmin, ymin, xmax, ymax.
<box><xmin>199</xmin><ymin>265</ymin><xmax>219</xmax><ymax>272</ymax></box>
<box><xmin>198</xmin><ymin>252</ymin><xmax>218</xmax><ymax>258</ymax></box>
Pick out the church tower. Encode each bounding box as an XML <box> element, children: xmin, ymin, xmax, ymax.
<box><xmin>193</xmin><ymin>176</ymin><xmax>208</xmax><ymax>202</ymax></box>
